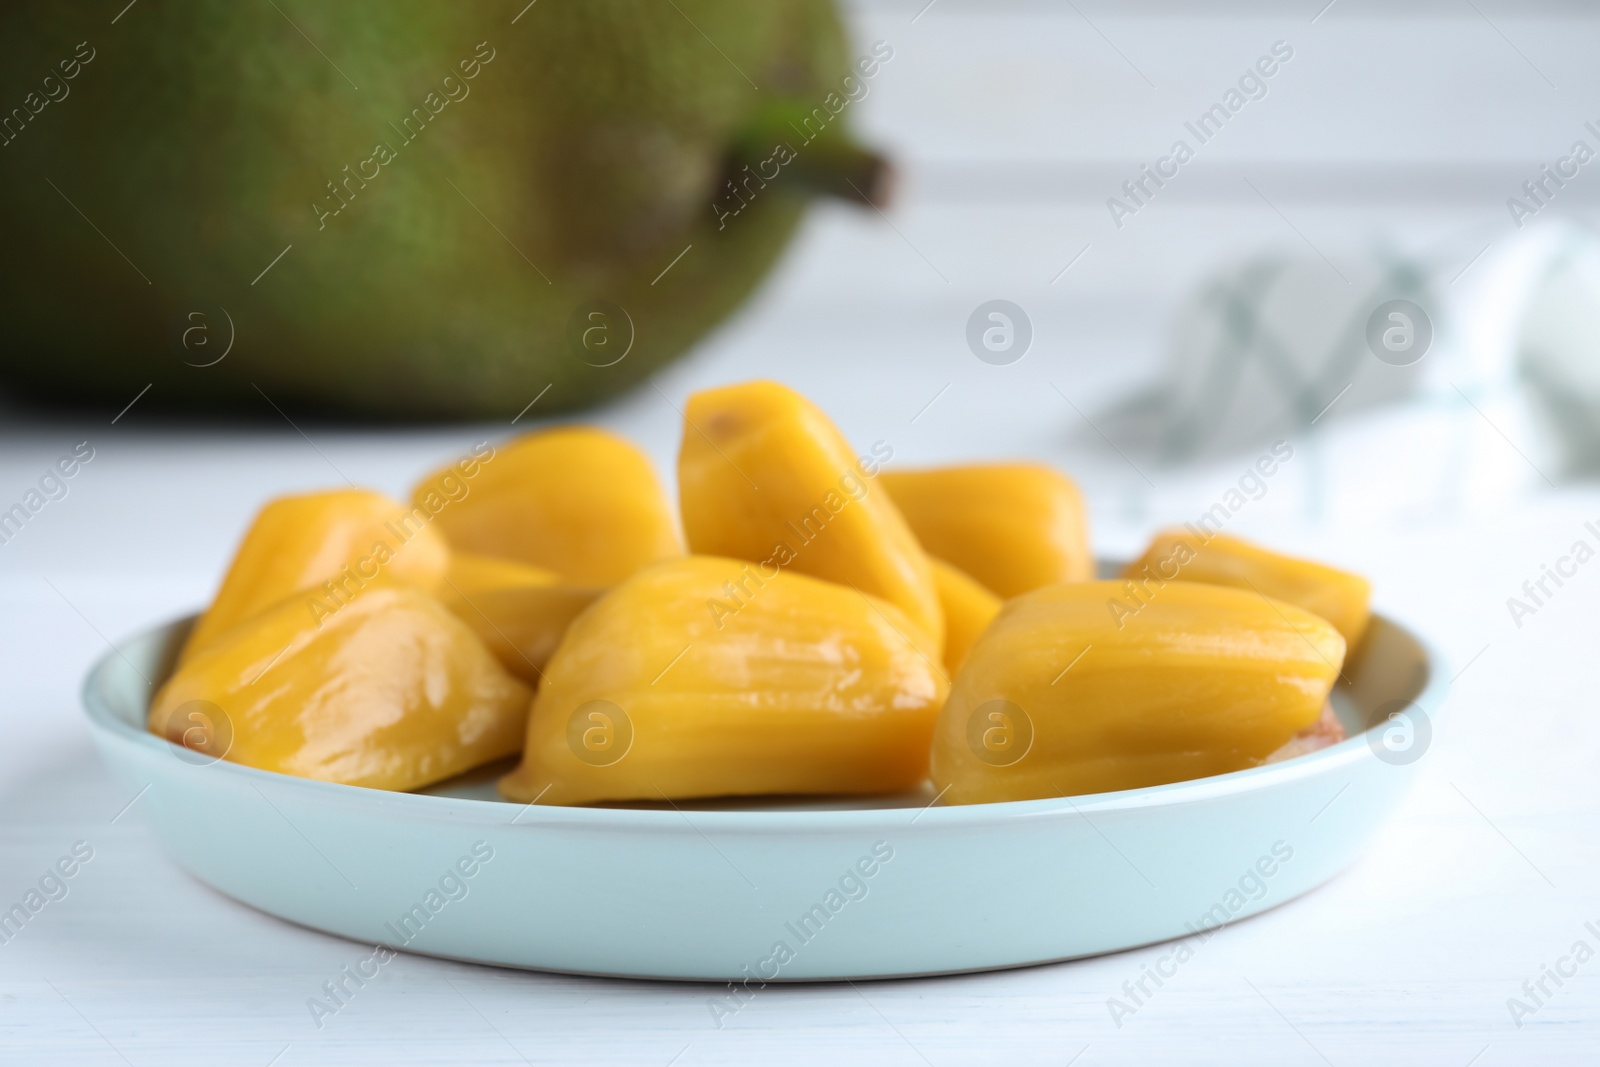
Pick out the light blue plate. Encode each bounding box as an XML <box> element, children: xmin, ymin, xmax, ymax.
<box><xmin>83</xmin><ymin>604</ymin><xmax>1443</xmax><ymax>981</ymax></box>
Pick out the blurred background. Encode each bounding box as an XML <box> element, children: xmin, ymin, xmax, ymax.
<box><xmin>3</xmin><ymin>1</ymin><xmax>1598</xmax><ymax>1057</ymax></box>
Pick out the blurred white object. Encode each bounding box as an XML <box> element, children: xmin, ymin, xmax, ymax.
<box><xmin>1514</xmin><ymin>224</ymin><xmax>1600</xmax><ymax>476</ymax></box>
<box><xmin>1099</xmin><ymin>249</ymin><xmax>1441</xmax><ymax>460</ymax></box>
<box><xmin>1097</xmin><ymin>222</ymin><xmax>1600</xmax><ymax>496</ymax></box>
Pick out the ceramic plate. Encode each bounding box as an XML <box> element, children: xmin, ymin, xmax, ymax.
<box><xmin>84</xmin><ymin>592</ymin><xmax>1443</xmax><ymax>981</ymax></box>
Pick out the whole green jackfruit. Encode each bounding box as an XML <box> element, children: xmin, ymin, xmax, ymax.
<box><xmin>0</xmin><ymin>1</ymin><xmax>888</xmax><ymax>418</ymax></box>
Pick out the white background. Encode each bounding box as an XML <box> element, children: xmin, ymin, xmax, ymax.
<box><xmin>2</xmin><ymin>0</ymin><xmax>1598</xmax><ymax>1063</ymax></box>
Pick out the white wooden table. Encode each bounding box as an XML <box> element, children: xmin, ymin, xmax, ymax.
<box><xmin>3</xmin><ymin>2</ymin><xmax>1598</xmax><ymax>1063</ymax></box>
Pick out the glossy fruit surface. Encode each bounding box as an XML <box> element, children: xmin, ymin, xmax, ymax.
<box><xmin>879</xmin><ymin>464</ymin><xmax>1092</xmax><ymax>598</ymax></box>
<box><xmin>1124</xmin><ymin>529</ymin><xmax>1372</xmax><ymax>646</ymax></box>
<box><xmin>931</xmin><ymin>558</ymin><xmax>1001</xmax><ymax>675</ymax></box>
<box><xmin>678</xmin><ymin>380</ymin><xmax>943</xmax><ymax>650</ymax></box>
<box><xmin>437</xmin><ymin>553</ymin><xmax>601</xmax><ymax>686</ymax></box>
<box><xmin>500</xmin><ymin>555</ymin><xmax>947</xmax><ymax>805</ymax></box>
<box><xmin>931</xmin><ymin>580</ymin><xmax>1345</xmax><ymax>804</ymax></box>
<box><xmin>182</xmin><ymin>489</ymin><xmax>449</xmax><ymax>663</ymax></box>
<box><xmin>416</xmin><ymin>428</ymin><xmax>682</xmax><ymax>585</ymax></box>
<box><xmin>151</xmin><ymin>584</ymin><xmax>532</xmax><ymax>791</ymax></box>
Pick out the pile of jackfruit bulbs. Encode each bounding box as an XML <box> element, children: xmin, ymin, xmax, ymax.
<box><xmin>149</xmin><ymin>380</ymin><xmax>1371</xmax><ymax>807</ymax></box>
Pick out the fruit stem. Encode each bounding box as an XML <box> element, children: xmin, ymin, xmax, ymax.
<box><xmin>784</xmin><ymin>137</ymin><xmax>895</xmax><ymax>208</ymax></box>
<box><xmin>725</xmin><ymin>104</ymin><xmax>895</xmax><ymax>209</ymax></box>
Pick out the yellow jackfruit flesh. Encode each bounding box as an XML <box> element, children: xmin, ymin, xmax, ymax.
<box><xmin>181</xmin><ymin>489</ymin><xmax>449</xmax><ymax>664</ymax></box>
<box><xmin>415</xmin><ymin>428</ymin><xmax>682</xmax><ymax>586</ymax></box>
<box><xmin>932</xmin><ymin>580</ymin><xmax>1345</xmax><ymax>804</ymax></box>
<box><xmin>879</xmin><ymin>464</ymin><xmax>1092</xmax><ymax>598</ymax></box>
<box><xmin>500</xmin><ymin>556</ymin><xmax>949</xmax><ymax>806</ymax></box>
<box><xmin>1124</xmin><ymin>529</ymin><xmax>1372</xmax><ymax>647</ymax></box>
<box><xmin>436</xmin><ymin>553</ymin><xmax>601</xmax><ymax>686</ymax></box>
<box><xmin>931</xmin><ymin>558</ymin><xmax>1001</xmax><ymax>674</ymax></box>
<box><xmin>152</xmin><ymin>584</ymin><xmax>532</xmax><ymax>792</ymax></box>
<box><xmin>677</xmin><ymin>380</ymin><xmax>943</xmax><ymax>652</ymax></box>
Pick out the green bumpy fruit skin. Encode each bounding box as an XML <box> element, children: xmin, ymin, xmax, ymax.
<box><xmin>0</xmin><ymin>1</ymin><xmax>851</xmax><ymax>418</ymax></box>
